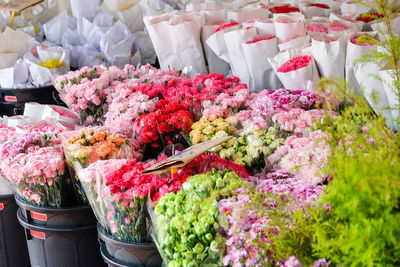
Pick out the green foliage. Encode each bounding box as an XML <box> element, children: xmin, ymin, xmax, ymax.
<box><xmin>356</xmin><ymin>0</ymin><xmax>400</xmax><ymax>119</ymax></box>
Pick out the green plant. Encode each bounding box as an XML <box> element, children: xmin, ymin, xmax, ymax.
<box><xmin>356</xmin><ymin>0</ymin><xmax>400</xmax><ymax>121</ymax></box>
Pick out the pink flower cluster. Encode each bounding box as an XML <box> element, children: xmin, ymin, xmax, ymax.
<box><xmin>202</xmin><ymin>89</ymin><xmax>255</xmax><ymax>120</ymax></box>
<box><xmin>273</xmin><ymin>109</ymin><xmax>335</xmax><ymax>134</ymax></box>
<box><xmin>104</xmin><ymin>91</ymin><xmax>157</xmax><ymax>137</ymax></box>
<box><xmin>1</xmin><ymin>145</ymin><xmax>65</xmax><ymax>186</ymax></box>
<box><xmin>277</xmin><ymin>55</ymin><xmax>313</xmax><ymax>73</ymax></box>
<box><xmin>247</xmin><ymin>89</ymin><xmax>317</xmax><ymax>119</ymax></box>
<box><xmin>55</xmin><ymin>64</ymin><xmax>180</xmax><ymax>123</ymax></box>
<box><xmin>253</xmin><ymin>172</ymin><xmax>326</xmax><ymax>206</ymax></box>
<box><xmin>328</xmin><ymin>23</ymin><xmax>347</xmax><ymax>31</ymax></box>
<box><xmin>268</xmin><ymin>130</ymin><xmax>330</xmax><ymax>184</ymax></box>
<box><xmin>306</xmin><ymin>24</ymin><xmax>328</xmax><ymax>33</ymax></box>
<box><xmin>219</xmin><ymin>191</ymin><xmax>272</xmax><ymax>267</ymax></box>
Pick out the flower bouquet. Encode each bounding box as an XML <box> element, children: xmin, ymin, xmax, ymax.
<box><xmin>63</xmin><ymin>127</ymin><xmax>139</xmax><ymax>204</ymax></box>
<box><xmin>151</xmin><ymin>170</ymin><xmax>250</xmax><ymax>266</ymax></box>
<box><xmin>0</xmin><ymin>132</ymin><xmax>76</xmax><ymax>207</ymax></box>
<box><xmin>135</xmin><ymin>100</ymin><xmax>193</xmax><ymax>154</ymax></box>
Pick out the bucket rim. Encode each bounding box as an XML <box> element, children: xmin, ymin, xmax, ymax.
<box><xmin>99</xmin><ymin>241</ymin><xmax>139</xmax><ymax>267</ymax></box>
<box><xmin>17</xmin><ymin>208</ymin><xmax>96</xmax><ymax>233</ymax></box>
<box><xmin>15</xmin><ymin>194</ymin><xmax>92</xmax><ymax>213</ymax></box>
<box><xmin>0</xmin><ymin>85</ymin><xmax>56</xmax><ymax>92</ymax></box>
<box><xmin>97</xmin><ymin>223</ymin><xmax>157</xmax><ymax>249</ymax></box>
<box><xmin>0</xmin><ymin>193</ymin><xmax>15</xmax><ymax>200</ymax></box>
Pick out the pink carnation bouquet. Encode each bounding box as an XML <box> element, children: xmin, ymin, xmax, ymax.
<box><xmin>0</xmin><ymin>132</ymin><xmax>77</xmax><ymax>207</ymax></box>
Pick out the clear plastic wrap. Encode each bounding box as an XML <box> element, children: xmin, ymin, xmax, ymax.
<box><xmin>0</xmin><ymin>132</ymin><xmax>77</xmax><ymax>207</ymax></box>
<box><xmin>62</xmin><ymin>127</ymin><xmax>141</xmax><ymax>205</ymax></box>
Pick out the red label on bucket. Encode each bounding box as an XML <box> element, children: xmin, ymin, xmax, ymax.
<box><xmin>4</xmin><ymin>96</ymin><xmax>17</xmax><ymax>102</ymax></box>
<box><xmin>0</xmin><ymin>203</ymin><xmax>3</xmax><ymax>210</ymax></box>
<box><xmin>31</xmin><ymin>211</ymin><xmax>47</xmax><ymax>222</ymax></box>
<box><xmin>30</xmin><ymin>230</ymin><xmax>46</xmax><ymax>240</ymax></box>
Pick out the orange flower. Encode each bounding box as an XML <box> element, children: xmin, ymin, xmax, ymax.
<box><xmin>93</xmin><ymin>131</ymin><xmax>107</xmax><ymax>141</ymax></box>
<box><xmin>107</xmin><ymin>135</ymin><xmax>125</xmax><ymax>146</ymax></box>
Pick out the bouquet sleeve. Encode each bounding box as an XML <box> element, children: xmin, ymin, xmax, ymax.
<box><xmin>273</xmin><ymin>14</ymin><xmax>306</xmax><ymax>43</ymax></box>
<box><xmin>311</xmin><ymin>33</ymin><xmax>347</xmax><ymax>79</ymax></box>
<box><xmin>241</xmin><ymin>36</ymin><xmax>282</xmax><ymax>91</ymax></box>
<box><xmin>168</xmin><ymin>13</ymin><xmax>207</xmax><ymax>75</ymax></box>
<box><xmin>268</xmin><ymin>48</ymin><xmax>319</xmax><ymax>90</ymax></box>
<box><xmin>223</xmin><ymin>26</ymin><xmax>257</xmax><ymax>85</ymax></box>
<box><xmin>354</xmin><ymin>62</ymin><xmax>395</xmax><ymax>130</ymax></box>
<box><xmin>201</xmin><ymin>22</ymin><xmax>230</xmax><ymax>75</ymax></box>
<box><xmin>345</xmin><ymin>32</ymin><xmax>377</xmax><ymax>95</ymax></box>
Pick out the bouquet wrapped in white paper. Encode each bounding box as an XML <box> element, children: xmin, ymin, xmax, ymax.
<box><xmin>311</xmin><ymin>33</ymin><xmax>347</xmax><ymax>79</ymax></box>
<box><xmin>268</xmin><ymin>47</ymin><xmax>319</xmax><ymax>90</ymax></box>
<box><xmin>144</xmin><ymin>12</ymin><xmax>207</xmax><ymax>74</ymax></box>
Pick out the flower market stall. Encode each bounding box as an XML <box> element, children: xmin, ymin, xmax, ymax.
<box><xmin>0</xmin><ymin>0</ymin><xmax>399</xmax><ymax>267</ymax></box>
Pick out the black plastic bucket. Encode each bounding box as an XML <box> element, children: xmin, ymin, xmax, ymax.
<box><xmin>17</xmin><ymin>208</ymin><xmax>106</xmax><ymax>267</ymax></box>
<box><xmin>0</xmin><ymin>86</ymin><xmax>64</xmax><ymax>116</ymax></box>
<box><xmin>0</xmin><ymin>194</ymin><xmax>31</xmax><ymax>267</ymax></box>
<box><xmin>98</xmin><ymin>224</ymin><xmax>162</xmax><ymax>267</ymax></box>
<box><xmin>15</xmin><ymin>194</ymin><xmax>97</xmax><ymax>228</ymax></box>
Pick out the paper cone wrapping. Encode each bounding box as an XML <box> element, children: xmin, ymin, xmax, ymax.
<box><xmin>300</xmin><ymin>4</ymin><xmax>332</xmax><ymax>19</ymax></box>
<box><xmin>144</xmin><ymin>14</ymin><xmax>177</xmax><ymax>70</ymax></box>
<box><xmin>254</xmin><ymin>18</ymin><xmax>276</xmax><ymax>37</ymax></box>
<box><xmin>268</xmin><ymin>48</ymin><xmax>319</xmax><ymax>90</ymax></box>
<box><xmin>227</xmin><ymin>7</ymin><xmax>270</xmax><ymax>23</ymax></box>
<box><xmin>169</xmin><ymin>13</ymin><xmax>207</xmax><ymax>75</ymax></box>
<box><xmin>379</xmin><ymin>69</ymin><xmax>399</xmax><ymax>131</ymax></box>
<box><xmin>311</xmin><ymin>34</ymin><xmax>347</xmax><ymax>79</ymax></box>
<box><xmin>70</xmin><ymin>0</ymin><xmax>100</xmax><ymax>20</ymax></box>
<box><xmin>202</xmin><ymin>22</ymin><xmax>230</xmax><ymax>75</ymax></box>
<box><xmin>273</xmin><ymin>14</ymin><xmax>306</xmax><ymax>42</ymax></box>
<box><xmin>340</xmin><ymin>2</ymin><xmax>370</xmax><ymax>18</ymax></box>
<box><xmin>242</xmin><ymin>36</ymin><xmax>283</xmax><ymax>91</ymax></box>
<box><xmin>224</xmin><ymin>26</ymin><xmax>257</xmax><ymax>85</ymax></box>
<box><xmin>201</xmin><ymin>9</ymin><xmax>227</xmax><ymax>23</ymax></box>
<box><xmin>278</xmin><ymin>35</ymin><xmax>310</xmax><ymax>51</ymax></box>
<box><xmin>206</xmin><ymin>23</ymin><xmax>241</xmax><ymax>64</ymax></box>
<box><xmin>354</xmin><ymin>62</ymin><xmax>395</xmax><ymax>130</ymax></box>
<box><xmin>345</xmin><ymin>32</ymin><xmax>377</xmax><ymax>96</ymax></box>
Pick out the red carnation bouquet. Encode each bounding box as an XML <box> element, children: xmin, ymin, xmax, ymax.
<box><xmin>77</xmin><ymin>152</ymin><xmax>249</xmax><ymax>243</ymax></box>
<box><xmin>135</xmin><ymin>100</ymin><xmax>193</xmax><ymax>150</ymax></box>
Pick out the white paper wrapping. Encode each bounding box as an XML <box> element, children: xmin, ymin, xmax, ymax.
<box><xmin>144</xmin><ymin>14</ymin><xmax>178</xmax><ymax>70</ymax></box>
<box><xmin>345</xmin><ymin>32</ymin><xmax>377</xmax><ymax>95</ymax></box>
<box><xmin>99</xmin><ymin>20</ymin><xmax>134</xmax><ymax>68</ymax></box>
<box><xmin>340</xmin><ymin>2</ymin><xmax>370</xmax><ymax>18</ymax></box>
<box><xmin>273</xmin><ymin>14</ymin><xmax>306</xmax><ymax>42</ymax></box>
<box><xmin>102</xmin><ymin>0</ymin><xmax>145</xmax><ymax>33</ymax></box>
<box><xmin>201</xmin><ymin>9</ymin><xmax>227</xmax><ymax>23</ymax></box>
<box><xmin>268</xmin><ymin>48</ymin><xmax>319</xmax><ymax>90</ymax></box>
<box><xmin>0</xmin><ymin>59</ymin><xmax>30</xmax><ymax>89</ymax></box>
<box><xmin>242</xmin><ymin>36</ymin><xmax>283</xmax><ymax>91</ymax></box>
<box><xmin>278</xmin><ymin>35</ymin><xmax>310</xmax><ymax>51</ymax></box>
<box><xmin>70</xmin><ymin>0</ymin><xmax>100</xmax><ymax>20</ymax></box>
<box><xmin>169</xmin><ymin>13</ymin><xmax>207</xmax><ymax>75</ymax></box>
<box><xmin>206</xmin><ymin>23</ymin><xmax>241</xmax><ymax>64</ymax></box>
<box><xmin>354</xmin><ymin>62</ymin><xmax>395</xmax><ymax>130</ymax></box>
<box><xmin>311</xmin><ymin>34</ymin><xmax>347</xmax><ymax>79</ymax></box>
<box><xmin>379</xmin><ymin>69</ymin><xmax>399</xmax><ymax>131</ymax></box>
<box><xmin>299</xmin><ymin>4</ymin><xmax>331</xmax><ymax>19</ymax></box>
<box><xmin>43</xmin><ymin>10</ymin><xmax>72</xmax><ymax>44</ymax></box>
<box><xmin>254</xmin><ymin>18</ymin><xmax>276</xmax><ymax>37</ymax></box>
<box><xmin>224</xmin><ymin>27</ymin><xmax>257</xmax><ymax>85</ymax></box>
<box><xmin>227</xmin><ymin>7</ymin><xmax>270</xmax><ymax>23</ymax></box>
<box><xmin>202</xmin><ymin>23</ymin><xmax>230</xmax><ymax>75</ymax></box>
